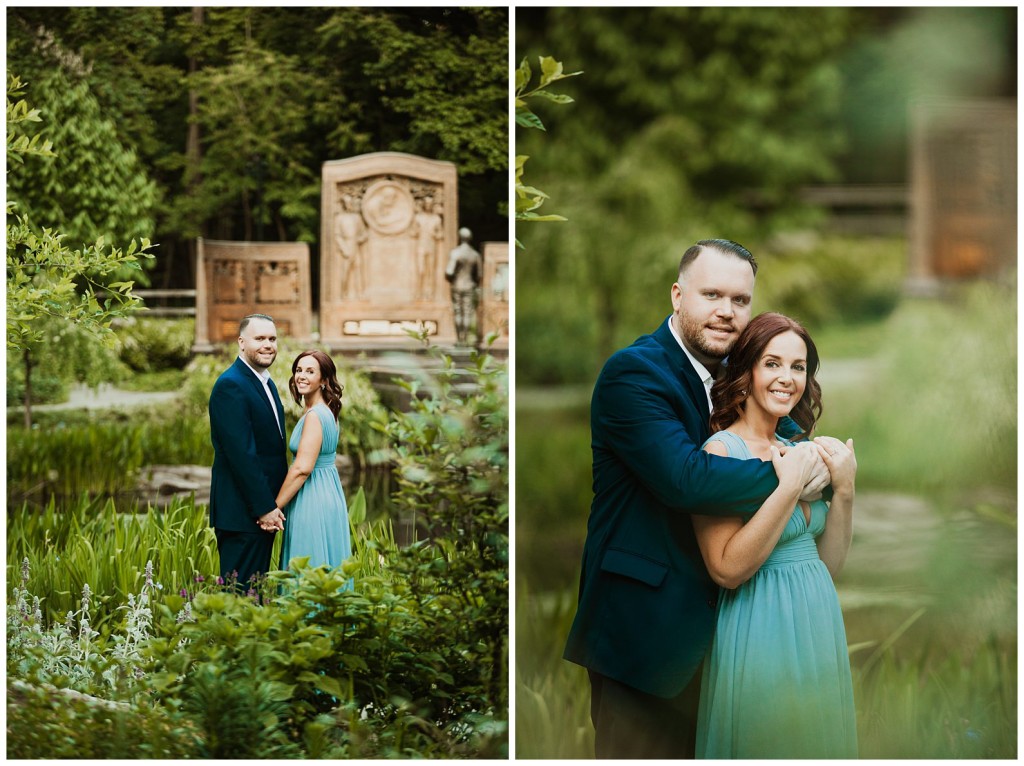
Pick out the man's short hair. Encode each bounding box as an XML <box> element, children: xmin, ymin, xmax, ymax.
<box><xmin>678</xmin><ymin>239</ymin><xmax>758</xmax><ymax>278</ymax></box>
<box><xmin>238</xmin><ymin>313</ymin><xmax>275</xmax><ymax>336</ymax></box>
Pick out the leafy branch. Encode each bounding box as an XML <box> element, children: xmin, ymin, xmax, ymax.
<box><xmin>514</xmin><ymin>56</ymin><xmax>581</xmax><ymax>247</ymax></box>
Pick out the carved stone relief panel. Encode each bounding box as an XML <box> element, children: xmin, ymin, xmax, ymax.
<box><xmin>194</xmin><ymin>239</ymin><xmax>312</xmax><ymax>349</ymax></box>
<box><xmin>320</xmin><ymin>153</ymin><xmax>459</xmax><ymax>348</ymax></box>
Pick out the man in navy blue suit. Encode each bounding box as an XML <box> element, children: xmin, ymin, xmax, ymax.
<box><xmin>563</xmin><ymin>240</ymin><xmax>830</xmax><ymax>758</ymax></box>
<box><xmin>208</xmin><ymin>313</ymin><xmax>289</xmax><ymax>589</ymax></box>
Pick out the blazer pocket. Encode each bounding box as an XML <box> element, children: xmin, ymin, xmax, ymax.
<box><xmin>600</xmin><ymin>548</ymin><xmax>669</xmax><ymax>588</ymax></box>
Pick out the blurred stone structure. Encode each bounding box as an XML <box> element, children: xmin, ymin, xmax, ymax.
<box><xmin>480</xmin><ymin>241</ymin><xmax>509</xmax><ymax>350</ymax></box>
<box><xmin>907</xmin><ymin>99</ymin><xmax>1016</xmax><ymax>289</ymax></box>
<box><xmin>319</xmin><ymin>153</ymin><xmax>459</xmax><ymax>349</ymax></box>
<box><xmin>193</xmin><ymin>238</ymin><xmax>313</xmax><ymax>350</ymax></box>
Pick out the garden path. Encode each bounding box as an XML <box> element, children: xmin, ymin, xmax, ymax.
<box><xmin>28</xmin><ymin>383</ymin><xmax>179</xmax><ymax>412</ymax></box>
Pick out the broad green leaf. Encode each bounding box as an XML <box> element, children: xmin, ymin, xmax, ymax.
<box><xmin>515</xmin><ymin>108</ymin><xmax>545</xmax><ymax>131</ymax></box>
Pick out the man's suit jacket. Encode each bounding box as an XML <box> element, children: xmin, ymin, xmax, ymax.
<box><xmin>563</xmin><ymin>317</ymin><xmax>781</xmax><ymax>699</ymax></box>
<box><xmin>208</xmin><ymin>357</ymin><xmax>289</xmax><ymax>532</ymax></box>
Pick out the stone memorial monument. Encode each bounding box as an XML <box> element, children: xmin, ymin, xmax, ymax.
<box><xmin>193</xmin><ymin>238</ymin><xmax>313</xmax><ymax>350</ymax></box>
<box><xmin>319</xmin><ymin>153</ymin><xmax>459</xmax><ymax>349</ymax></box>
<box><xmin>908</xmin><ymin>98</ymin><xmax>1016</xmax><ymax>288</ymax></box>
<box><xmin>480</xmin><ymin>241</ymin><xmax>509</xmax><ymax>350</ymax></box>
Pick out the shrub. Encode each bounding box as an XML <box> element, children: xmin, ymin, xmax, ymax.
<box><xmin>6</xmin><ymin>682</ymin><xmax>203</xmax><ymax>758</ymax></box>
<box><xmin>114</xmin><ymin>317</ymin><xmax>195</xmax><ymax>373</ymax></box>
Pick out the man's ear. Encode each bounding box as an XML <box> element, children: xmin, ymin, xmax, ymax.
<box><xmin>670</xmin><ymin>282</ymin><xmax>682</xmax><ymax>312</ymax></box>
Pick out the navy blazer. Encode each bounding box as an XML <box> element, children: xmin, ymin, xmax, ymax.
<box><xmin>563</xmin><ymin>317</ymin><xmax>782</xmax><ymax>698</ymax></box>
<box><xmin>208</xmin><ymin>357</ymin><xmax>289</xmax><ymax>532</ymax></box>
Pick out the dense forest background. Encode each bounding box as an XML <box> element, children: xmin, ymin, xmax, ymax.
<box><xmin>7</xmin><ymin>6</ymin><xmax>509</xmax><ymax>301</ymax></box>
<box><xmin>515</xmin><ymin>6</ymin><xmax>1016</xmax><ymax>384</ymax></box>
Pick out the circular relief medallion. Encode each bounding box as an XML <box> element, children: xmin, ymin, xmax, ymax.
<box><xmin>361</xmin><ymin>180</ymin><xmax>415</xmax><ymax>235</ymax></box>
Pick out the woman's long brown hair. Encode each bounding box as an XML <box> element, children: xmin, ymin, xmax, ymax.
<box><xmin>709</xmin><ymin>312</ymin><xmax>822</xmax><ymax>440</ymax></box>
<box><xmin>288</xmin><ymin>349</ymin><xmax>344</xmax><ymax>419</ymax></box>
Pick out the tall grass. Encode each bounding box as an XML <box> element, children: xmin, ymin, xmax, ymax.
<box><xmin>515</xmin><ymin>586</ymin><xmax>1016</xmax><ymax>758</ymax></box>
<box><xmin>7</xmin><ymin>413</ymin><xmax>213</xmax><ymax>502</ymax></box>
<box><xmin>8</xmin><ymin>496</ymin><xmax>219</xmax><ymax>633</ymax></box>
<box><xmin>6</xmin><ymin>489</ymin><xmax>391</xmax><ymax>635</ymax></box>
<box><xmin>816</xmin><ymin>281</ymin><xmax>1017</xmax><ymax>496</ymax></box>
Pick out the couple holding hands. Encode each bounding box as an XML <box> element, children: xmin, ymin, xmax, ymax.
<box><xmin>207</xmin><ymin>314</ymin><xmax>351</xmax><ymax>591</ymax></box>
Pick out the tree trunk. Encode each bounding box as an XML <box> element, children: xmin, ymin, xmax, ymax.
<box><xmin>186</xmin><ymin>7</ymin><xmax>203</xmax><ymax>299</ymax></box>
<box><xmin>22</xmin><ymin>347</ymin><xmax>33</xmax><ymax>430</ymax></box>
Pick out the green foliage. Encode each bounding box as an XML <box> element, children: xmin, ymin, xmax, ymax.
<box><xmin>752</xmin><ymin>234</ymin><xmax>904</xmax><ymax>326</ymax></box>
<box><xmin>514</xmin><ymin>56</ymin><xmax>581</xmax><ymax>246</ymax></box>
<box><xmin>7</xmin><ymin>7</ymin><xmax>509</xmax><ymax>250</ymax></box>
<box><xmin>379</xmin><ymin>340</ymin><xmax>509</xmax><ymax>722</ymax></box>
<box><xmin>816</xmin><ymin>279</ymin><xmax>1017</xmax><ymax>495</ymax></box>
<box><xmin>7</xmin><ymin>73</ymin><xmax>155</xmax><ymax>427</ymax></box>
<box><xmin>8</xmin><ymin>497</ymin><xmax>507</xmax><ymax>756</ymax></box>
<box><xmin>7</xmin><ymin>498</ymin><xmax>219</xmax><ymax>635</ymax></box>
<box><xmin>7</xmin><ymin>411</ymin><xmax>213</xmax><ymax>501</ymax></box>
<box><xmin>145</xmin><ymin>557</ymin><xmax>506</xmax><ymax>757</ymax></box>
<box><xmin>6</xmin><ymin>76</ymin><xmax>153</xmax><ymax>352</ymax></box>
<box><xmin>184</xmin><ymin>42</ymin><xmax>319</xmax><ymax>241</ymax></box>
<box><xmin>7</xmin><ymin>67</ymin><xmax>158</xmax><ymax>253</ymax></box>
<box><xmin>113</xmin><ymin>317</ymin><xmax>195</xmax><ymax>373</ymax></box>
<box><xmin>514</xmin><ymin>8</ymin><xmax>857</xmax><ymax>377</ymax></box>
<box><xmin>7</xmin><ymin>683</ymin><xmax>203</xmax><ymax>758</ymax></box>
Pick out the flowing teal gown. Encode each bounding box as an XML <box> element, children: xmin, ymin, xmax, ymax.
<box><xmin>695</xmin><ymin>431</ymin><xmax>858</xmax><ymax>759</ymax></box>
<box><xmin>280</xmin><ymin>403</ymin><xmax>352</xmax><ymax>572</ymax></box>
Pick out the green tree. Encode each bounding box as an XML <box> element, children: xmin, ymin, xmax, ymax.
<box><xmin>6</xmin><ymin>7</ymin><xmax>509</xmax><ymax>284</ymax></box>
<box><xmin>6</xmin><ymin>66</ymin><xmax>158</xmax><ymax>259</ymax></box>
<box><xmin>7</xmin><ymin>74</ymin><xmax>153</xmax><ymax>427</ymax></box>
<box><xmin>515</xmin><ymin>7</ymin><xmax>855</xmax><ymax>382</ymax></box>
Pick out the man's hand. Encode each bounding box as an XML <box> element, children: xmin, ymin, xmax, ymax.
<box><xmin>779</xmin><ymin>442</ymin><xmax>830</xmax><ymax>501</ymax></box>
<box><xmin>257</xmin><ymin>507</ymin><xmax>285</xmax><ymax>532</ymax></box>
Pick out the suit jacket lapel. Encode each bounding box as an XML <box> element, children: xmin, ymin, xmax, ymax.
<box><xmin>234</xmin><ymin>357</ymin><xmax>284</xmax><ymax>438</ymax></box>
<box><xmin>267</xmin><ymin>377</ymin><xmax>286</xmax><ymax>439</ymax></box>
<box><xmin>652</xmin><ymin>317</ymin><xmax>712</xmax><ymax>436</ymax></box>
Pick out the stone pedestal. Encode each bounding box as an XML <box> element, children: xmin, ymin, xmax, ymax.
<box><xmin>193</xmin><ymin>238</ymin><xmax>313</xmax><ymax>350</ymax></box>
<box><xmin>319</xmin><ymin>153</ymin><xmax>459</xmax><ymax>350</ymax></box>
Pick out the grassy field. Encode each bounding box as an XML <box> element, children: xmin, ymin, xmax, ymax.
<box><xmin>514</xmin><ymin>279</ymin><xmax>1017</xmax><ymax>758</ymax></box>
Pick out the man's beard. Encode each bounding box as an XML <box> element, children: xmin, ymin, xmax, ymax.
<box><xmin>677</xmin><ymin>313</ymin><xmax>734</xmax><ymax>361</ymax></box>
<box><xmin>245</xmin><ymin>348</ymin><xmax>276</xmax><ymax>370</ymax></box>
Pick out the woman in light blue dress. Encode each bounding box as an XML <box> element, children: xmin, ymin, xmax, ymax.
<box><xmin>692</xmin><ymin>313</ymin><xmax>858</xmax><ymax>758</ymax></box>
<box><xmin>273</xmin><ymin>349</ymin><xmax>352</xmax><ymax>573</ymax></box>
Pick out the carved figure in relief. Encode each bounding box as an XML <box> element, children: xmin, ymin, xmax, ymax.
<box><xmin>412</xmin><ymin>195</ymin><xmax>445</xmax><ymax>300</ymax></box>
<box><xmin>334</xmin><ymin>194</ymin><xmax>368</xmax><ymax>299</ymax></box>
<box><xmin>445</xmin><ymin>227</ymin><xmax>482</xmax><ymax>346</ymax></box>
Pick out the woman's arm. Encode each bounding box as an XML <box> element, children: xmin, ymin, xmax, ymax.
<box><xmin>275</xmin><ymin>412</ymin><xmax>323</xmax><ymax>510</ymax></box>
<box><xmin>692</xmin><ymin>440</ymin><xmax>819</xmax><ymax>589</ymax></box>
<box><xmin>812</xmin><ymin>437</ymin><xmax>857</xmax><ymax>578</ymax></box>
